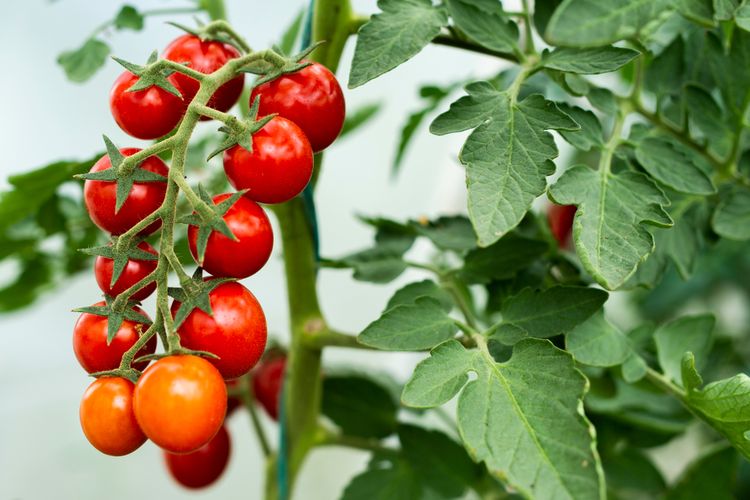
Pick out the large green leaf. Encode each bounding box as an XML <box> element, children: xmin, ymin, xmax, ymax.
<box><xmin>712</xmin><ymin>185</ymin><xmax>750</xmax><ymax>240</ymax></box>
<box><xmin>445</xmin><ymin>0</ymin><xmax>519</xmax><ymax>53</ymax></box>
<box><xmin>635</xmin><ymin>135</ymin><xmax>716</xmax><ymax>195</ymax></box>
<box><xmin>403</xmin><ymin>339</ymin><xmax>605</xmax><ymax>499</ymax></box>
<box><xmin>460</xmin><ymin>234</ymin><xmax>548</xmax><ymax>283</ymax></box>
<box><xmin>432</xmin><ymin>85</ymin><xmax>578</xmax><ymax>246</ymax></box>
<box><xmin>349</xmin><ymin>0</ymin><xmax>447</xmax><ymax>88</ymax></box>
<box><xmin>385</xmin><ymin>280</ymin><xmax>453</xmax><ymax>312</ymax></box>
<box><xmin>566</xmin><ymin>311</ymin><xmax>632</xmax><ymax>367</ymax></box>
<box><xmin>655</xmin><ymin>314</ymin><xmax>715</xmax><ymax>385</ymax></box>
<box><xmin>545</xmin><ymin>0</ymin><xmax>673</xmax><ymax>47</ymax></box>
<box><xmin>548</xmin><ymin>166</ymin><xmax>673</xmax><ymax>290</ymax></box>
<box><xmin>541</xmin><ymin>46</ymin><xmax>639</xmax><ymax>74</ymax></box>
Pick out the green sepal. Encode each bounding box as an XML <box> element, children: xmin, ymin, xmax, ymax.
<box><xmin>73</xmin><ymin>295</ymin><xmax>152</xmax><ymax>345</ymax></box>
<box><xmin>112</xmin><ymin>51</ymin><xmax>183</xmax><ymax>98</ymax></box>
<box><xmin>205</xmin><ymin>97</ymin><xmax>276</xmax><ymax>160</ymax></box>
<box><xmin>166</xmin><ymin>20</ymin><xmax>236</xmax><ymax>48</ymax></box>
<box><xmin>243</xmin><ymin>43</ymin><xmax>319</xmax><ymax>85</ymax></box>
<box><xmin>76</xmin><ymin>136</ymin><xmax>168</xmax><ymax>213</ymax></box>
<box><xmin>168</xmin><ymin>274</ymin><xmax>236</xmax><ymax>329</ymax></box>
<box><xmin>177</xmin><ymin>186</ymin><xmax>244</xmax><ymax>263</ymax></box>
<box><xmin>90</xmin><ymin>368</ymin><xmax>141</xmax><ymax>384</ymax></box>
<box><xmin>135</xmin><ymin>348</ymin><xmax>220</xmax><ymax>365</ymax></box>
<box><xmin>79</xmin><ymin>236</ymin><xmax>157</xmax><ymax>287</ymax></box>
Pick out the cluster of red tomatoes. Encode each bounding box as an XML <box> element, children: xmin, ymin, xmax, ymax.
<box><xmin>73</xmin><ymin>33</ymin><xmax>343</xmax><ymax>489</ymax></box>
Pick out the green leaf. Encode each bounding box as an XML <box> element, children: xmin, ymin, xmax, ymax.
<box><xmin>492</xmin><ymin>286</ymin><xmax>608</xmax><ymax>342</ymax></box>
<box><xmin>385</xmin><ymin>280</ymin><xmax>453</xmax><ymax>312</ymax></box>
<box><xmin>321</xmin><ymin>375</ymin><xmax>398</xmax><ymax>438</ymax></box>
<box><xmin>687</xmin><ymin>374</ymin><xmax>750</xmax><ymax>459</ymax></box>
<box><xmin>603</xmin><ymin>447</ymin><xmax>666</xmax><ymax>499</ymax></box>
<box><xmin>402</xmin><ymin>340</ymin><xmax>475</xmax><ymax>407</ymax></box>
<box><xmin>549</xmin><ymin>166</ymin><xmax>673</xmax><ymax>290</ymax></box>
<box><xmin>714</xmin><ymin>0</ymin><xmax>739</xmax><ymax>19</ymax></box>
<box><xmin>398</xmin><ymin>425</ymin><xmax>479</xmax><ymax>498</ymax></box>
<box><xmin>432</xmin><ymin>85</ymin><xmax>578</xmax><ymax>246</ymax></box>
<box><xmin>712</xmin><ymin>185</ymin><xmax>750</xmax><ymax>240</ymax></box>
<box><xmin>349</xmin><ymin>0</ymin><xmax>447</xmax><ymax>88</ymax></box>
<box><xmin>278</xmin><ymin>9</ymin><xmax>304</xmax><ymax>56</ymax></box>
<box><xmin>460</xmin><ymin>235</ymin><xmax>548</xmax><ymax>284</ymax></box>
<box><xmin>675</xmin><ymin>0</ymin><xmax>716</xmax><ymax>26</ymax></box>
<box><xmin>708</xmin><ymin>29</ymin><xmax>750</xmax><ymax>118</ymax></box>
<box><xmin>411</xmin><ymin>215</ymin><xmax>477</xmax><ymax>251</ymax></box>
<box><xmin>0</xmin><ymin>254</ymin><xmax>53</xmax><ymax>313</ymax></box>
<box><xmin>546</xmin><ymin>0</ymin><xmax>673</xmax><ymax>47</ymax></box>
<box><xmin>340</xmin><ymin>103</ymin><xmax>382</xmax><ymax>139</ymax></box>
<box><xmin>556</xmin><ymin>104</ymin><xmax>604</xmax><ymax>151</ymax></box>
<box><xmin>681</xmin><ymin>352</ymin><xmax>704</xmax><ymax>392</ymax></box>
<box><xmin>635</xmin><ymin>135</ymin><xmax>716</xmax><ymax>195</ymax></box>
<box><xmin>566</xmin><ymin>311</ymin><xmax>632</xmax><ymax>367</ymax></box>
<box><xmin>57</xmin><ymin>39</ymin><xmax>110</xmax><ymax>83</ymax></box>
<box><xmin>341</xmin><ymin>457</ymin><xmax>424</xmax><ymax>500</ymax></box>
<box><xmin>114</xmin><ymin>5</ymin><xmax>144</xmax><ymax>31</ymax></box>
<box><xmin>644</xmin><ymin>36</ymin><xmax>685</xmax><ymax>95</ymax></box>
<box><xmin>359</xmin><ymin>298</ymin><xmax>457</xmax><ymax>351</ymax></box>
<box><xmin>666</xmin><ymin>445</ymin><xmax>738</xmax><ymax>499</ymax></box>
<box><xmin>737</xmin><ymin>0</ymin><xmax>750</xmax><ymax>31</ymax></box>
<box><xmin>685</xmin><ymin>84</ymin><xmax>733</xmax><ymax>158</ymax></box>
<box><xmin>655</xmin><ymin>314</ymin><xmax>715</xmax><ymax>385</ymax></box>
<box><xmin>445</xmin><ymin>0</ymin><xmax>519</xmax><ymax>53</ymax></box>
<box><xmin>541</xmin><ymin>46</ymin><xmax>640</xmax><ymax>74</ymax></box>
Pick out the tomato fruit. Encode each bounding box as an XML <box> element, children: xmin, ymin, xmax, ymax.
<box><xmin>80</xmin><ymin>377</ymin><xmax>146</xmax><ymax>456</ymax></box>
<box><xmin>172</xmin><ymin>281</ymin><xmax>267</xmax><ymax>379</ymax></box>
<box><xmin>94</xmin><ymin>241</ymin><xmax>158</xmax><ymax>301</ymax></box>
<box><xmin>250</xmin><ymin>61</ymin><xmax>345</xmax><ymax>152</ymax></box>
<box><xmin>162</xmin><ymin>34</ymin><xmax>244</xmax><ymax>118</ymax></box>
<box><xmin>187</xmin><ymin>193</ymin><xmax>273</xmax><ymax>279</ymax></box>
<box><xmin>548</xmin><ymin>204</ymin><xmax>577</xmax><ymax>248</ymax></box>
<box><xmin>110</xmin><ymin>71</ymin><xmax>186</xmax><ymax>140</ymax></box>
<box><xmin>134</xmin><ymin>355</ymin><xmax>226</xmax><ymax>453</ymax></box>
<box><xmin>73</xmin><ymin>303</ymin><xmax>155</xmax><ymax>373</ymax></box>
<box><xmin>252</xmin><ymin>355</ymin><xmax>286</xmax><ymax>420</ymax></box>
<box><xmin>83</xmin><ymin>149</ymin><xmax>168</xmax><ymax>235</ymax></box>
<box><xmin>223</xmin><ymin>116</ymin><xmax>313</xmax><ymax>204</ymax></box>
<box><xmin>164</xmin><ymin>424</ymin><xmax>231</xmax><ymax>489</ymax></box>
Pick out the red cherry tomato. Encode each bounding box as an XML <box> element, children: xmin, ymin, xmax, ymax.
<box><xmin>134</xmin><ymin>355</ymin><xmax>227</xmax><ymax>453</ymax></box>
<box><xmin>164</xmin><ymin>424</ymin><xmax>231</xmax><ymax>489</ymax></box>
<box><xmin>172</xmin><ymin>281</ymin><xmax>267</xmax><ymax>379</ymax></box>
<box><xmin>83</xmin><ymin>149</ymin><xmax>167</xmax><ymax>235</ymax></box>
<box><xmin>223</xmin><ymin>116</ymin><xmax>313</xmax><ymax>204</ymax></box>
<box><xmin>187</xmin><ymin>193</ymin><xmax>273</xmax><ymax>279</ymax></box>
<box><xmin>548</xmin><ymin>204</ymin><xmax>577</xmax><ymax>248</ymax></box>
<box><xmin>252</xmin><ymin>355</ymin><xmax>286</xmax><ymax>420</ymax></box>
<box><xmin>250</xmin><ymin>61</ymin><xmax>345</xmax><ymax>152</ymax></box>
<box><xmin>109</xmin><ymin>71</ymin><xmax>186</xmax><ymax>140</ymax></box>
<box><xmin>80</xmin><ymin>377</ymin><xmax>146</xmax><ymax>456</ymax></box>
<box><xmin>73</xmin><ymin>302</ymin><xmax>155</xmax><ymax>373</ymax></box>
<box><xmin>162</xmin><ymin>34</ymin><xmax>244</xmax><ymax>118</ymax></box>
<box><xmin>94</xmin><ymin>241</ymin><xmax>158</xmax><ymax>301</ymax></box>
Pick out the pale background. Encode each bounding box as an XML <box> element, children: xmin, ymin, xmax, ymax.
<box><xmin>0</xmin><ymin>1</ymin><xmax>495</xmax><ymax>498</ymax></box>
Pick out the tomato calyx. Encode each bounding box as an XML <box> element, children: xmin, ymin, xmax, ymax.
<box><xmin>73</xmin><ymin>296</ymin><xmax>152</xmax><ymax>345</ymax></box>
<box><xmin>134</xmin><ymin>347</ymin><xmax>220</xmax><ymax>366</ymax></box>
<box><xmin>166</xmin><ymin>20</ymin><xmax>241</xmax><ymax>51</ymax></box>
<box><xmin>76</xmin><ymin>136</ymin><xmax>168</xmax><ymax>213</ymax></box>
<box><xmin>244</xmin><ymin>42</ymin><xmax>322</xmax><ymax>87</ymax></box>
<box><xmin>82</xmin><ymin>236</ymin><xmax>158</xmax><ymax>287</ymax></box>
<box><xmin>168</xmin><ymin>270</ymin><xmax>235</xmax><ymax>329</ymax></box>
<box><xmin>177</xmin><ymin>187</ymin><xmax>244</xmax><ymax>262</ymax></box>
<box><xmin>206</xmin><ymin>96</ymin><xmax>276</xmax><ymax>161</ymax></box>
<box><xmin>112</xmin><ymin>50</ymin><xmax>184</xmax><ymax>99</ymax></box>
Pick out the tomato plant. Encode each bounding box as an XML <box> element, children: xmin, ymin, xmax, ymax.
<box><xmin>3</xmin><ymin>0</ymin><xmax>750</xmax><ymax>498</ymax></box>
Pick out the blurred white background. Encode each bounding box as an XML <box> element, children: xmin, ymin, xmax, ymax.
<box><xmin>0</xmin><ymin>1</ymin><xmax>507</xmax><ymax>498</ymax></box>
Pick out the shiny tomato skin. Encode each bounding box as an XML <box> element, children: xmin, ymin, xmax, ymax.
<box><xmin>548</xmin><ymin>204</ymin><xmax>577</xmax><ymax>248</ymax></box>
<box><xmin>252</xmin><ymin>356</ymin><xmax>286</xmax><ymax>420</ymax></box>
<box><xmin>80</xmin><ymin>377</ymin><xmax>146</xmax><ymax>456</ymax></box>
<box><xmin>187</xmin><ymin>193</ymin><xmax>273</xmax><ymax>279</ymax></box>
<box><xmin>172</xmin><ymin>281</ymin><xmax>267</xmax><ymax>379</ymax></box>
<box><xmin>133</xmin><ymin>355</ymin><xmax>227</xmax><ymax>453</ymax></box>
<box><xmin>164</xmin><ymin>424</ymin><xmax>231</xmax><ymax>489</ymax></box>
<box><xmin>110</xmin><ymin>71</ymin><xmax>186</xmax><ymax>140</ymax></box>
<box><xmin>250</xmin><ymin>61</ymin><xmax>345</xmax><ymax>152</ymax></box>
<box><xmin>94</xmin><ymin>241</ymin><xmax>158</xmax><ymax>301</ymax></box>
<box><xmin>73</xmin><ymin>302</ymin><xmax>155</xmax><ymax>373</ymax></box>
<box><xmin>223</xmin><ymin>116</ymin><xmax>313</xmax><ymax>204</ymax></box>
<box><xmin>162</xmin><ymin>34</ymin><xmax>244</xmax><ymax>118</ymax></box>
<box><xmin>83</xmin><ymin>149</ymin><xmax>167</xmax><ymax>235</ymax></box>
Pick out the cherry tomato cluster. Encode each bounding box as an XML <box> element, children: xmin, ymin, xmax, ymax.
<box><xmin>73</xmin><ymin>30</ymin><xmax>344</xmax><ymax>490</ymax></box>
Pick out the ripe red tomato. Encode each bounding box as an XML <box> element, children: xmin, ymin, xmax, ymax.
<box><xmin>109</xmin><ymin>71</ymin><xmax>186</xmax><ymax>140</ymax></box>
<box><xmin>73</xmin><ymin>302</ymin><xmax>155</xmax><ymax>373</ymax></box>
<box><xmin>134</xmin><ymin>355</ymin><xmax>227</xmax><ymax>453</ymax></box>
<box><xmin>250</xmin><ymin>61</ymin><xmax>345</xmax><ymax>152</ymax></box>
<box><xmin>164</xmin><ymin>424</ymin><xmax>231</xmax><ymax>489</ymax></box>
<box><xmin>83</xmin><ymin>149</ymin><xmax>168</xmax><ymax>235</ymax></box>
<box><xmin>172</xmin><ymin>281</ymin><xmax>267</xmax><ymax>379</ymax></box>
<box><xmin>548</xmin><ymin>204</ymin><xmax>577</xmax><ymax>247</ymax></box>
<box><xmin>187</xmin><ymin>193</ymin><xmax>273</xmax><ymax>279</ymax></box>
<box><xmin>252</xmin><ymin>355</ymin><xmax>286</xmax><ymax>420</ymax></box>
<box><xmin>94</xmin><ymin>241</ymin><xmax>158</xmax><ymax>301</ymax></box>
<box><xmin>162</xmin><ymin>34</ymin><xmax>244</xmax><ymax>118</ymax></box>
<box><xmin>80</xmin><ymin>377</ymin><xmax>146</xmax><ymax>456</ymax></box>
<box><xmin>223</xmin><ymin>116</ymin><xmax>313</xmax><ymax>204</ymax></box>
